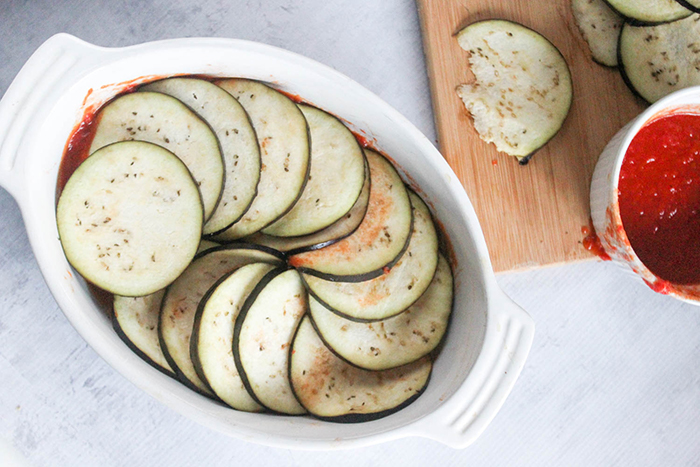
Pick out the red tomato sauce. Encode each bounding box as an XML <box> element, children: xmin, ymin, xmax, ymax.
<box><xmin>618</xmin><ymin>113</ymin><xmax>700</xmax><ymax>285</ymax></box>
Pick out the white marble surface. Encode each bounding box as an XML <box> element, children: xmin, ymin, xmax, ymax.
<box><xmin>1</xmin><ymin>1</ymin><xmax>699</xmax><ymax>465</ymax></box>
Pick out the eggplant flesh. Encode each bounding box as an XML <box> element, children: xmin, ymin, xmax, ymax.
<box><xmin>289</xmin><ymin>317</ymin><xmax>431</xmax><ymax>422</ymax></box>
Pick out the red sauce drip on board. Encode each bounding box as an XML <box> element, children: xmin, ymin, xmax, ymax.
<box><xmin>618</xmin><ymin>113</ymin><xmax>700</xmax><ymax>285</ymax></box>
<box><xmin>581</xmin><ymin>225</ymin><xmax>611</xmax><ymax>261</ymax></box>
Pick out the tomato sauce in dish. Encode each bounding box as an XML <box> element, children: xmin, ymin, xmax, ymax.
<box><xmin>618</xmin><ymin>112</ymin><xmax>700</xmax><ymax>285</ymax></box>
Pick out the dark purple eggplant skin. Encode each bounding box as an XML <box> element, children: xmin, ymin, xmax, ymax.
<box><xmin>616</xmin><ymin>23</ymin><xmax>657</xmax><ymax>106</ymax></box>
<box><xmin>602</xmin><ymin>0</ymin><xmax>692</xmax><ymax>25</ymax></box>
<box><xmin>230</xmin><ymin>266</ymin><xmax>306</xmax><ymax>415</ymax></box>
<box><xmin>676</xmin><ymin>0</ymin><xmax>700</xmax><ymax>13</ymax></box>
<box><xmin>159</xmin><ymin>243</ymin><xmax>285</xmax><ymax>402</ymax></box>
<box><xmin>112</xmin><ymin>310</ymin><xmax>176</xmax><ymax>379</ymax></box>
<box><xmin>204</xmin><ymin>98</ymin><xmax>312</xmax><ymax>239</ymax></box>
<box><xmin>286</xmin><ymin>317</ymin><xmax>432</xmax><ymax>423</ymax></box>
<box><xmin>293</xmin><ymin>199</ymin><xmax>414</xmax><ymax>283</ymax></box>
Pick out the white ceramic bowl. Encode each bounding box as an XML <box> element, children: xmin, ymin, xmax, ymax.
<box><xmin>0</xmin><ymin>34</ymin><xmax>534</xmax><ymax>449</ymax></box>
<box><xmin>590</xmin><ymin>87</ymin><xmax>700</xmax><ymax>305</ymax></box>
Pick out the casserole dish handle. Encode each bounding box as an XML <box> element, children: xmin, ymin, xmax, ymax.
<box><xmin>0</xmin><ymin>33</ymin><xmax>92</xmax><ymax>200</ymax></box>
<box><xmin>406</xmin><ymin>290</ymin><xmax>534</xmax><ymax>449</ymax></box>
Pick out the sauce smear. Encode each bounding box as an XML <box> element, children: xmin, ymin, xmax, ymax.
<box><xmin>618</xmin><ymin>113</ymin><xmax>700</xmax><ymax>284</ymax></box>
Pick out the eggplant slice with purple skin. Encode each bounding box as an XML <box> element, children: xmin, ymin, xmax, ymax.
<box><xmin>289</xmin><ymin>149</ymin><xmax>412</xmax><ymax>281</ymax></box>
<box><xmin>244</xmin><ymin>156</ymin><xmax>370</xmax><ymax>254</ymax></box>
<box><xmin>571</xmin><ymin>0</ymin><xmax>625</xmax><ymax>67</ymax></box>
<box><xmin>112</xmin><ymin>240</ymin><xmax>220</xmax><ymax>377</ymax></box>
<box><xmin>89</xmin><ymin>92</ymin><xmax>224</xmax><ymax>221</ymax></box>
<box><xmin>159</xmin><ymin>244</ymin><xmax>285</xmax><ymax>397</ymax></box>
<box><xmin>190</xmin><ymin>262</ymin><xmax>277</xmax><ymax>412</ymax></box>
<box><xmin>308</xmin><ymin>254</ymin><xmax>453</xmax><ymax>371</ymax></box>
<box><xmin>213</xmin><ymin>79</ymin><xmax>310</xmax><ymax>241</ymax></box>
<box><xmin>233</xmin><ymin>268</ymin><xmax>307</xmax><ymax>415</ymax></box>
<box><xmin>604</xmin><ymin>0</ymin><xmax>691</xmax><ymax>25</ymax></box>
<box><xmin>677</xmin><ymin>0</ymin><xmax>700</xmax><ymax>13</ymax></box>
<box><xmin>302</xmin><ymin>191</ymin><xmax>439</xmax><ymax>322</ymax></box>
<box><xmin>289</xmin><ymin>316</ymin><xmax>432</xmax><ymax>423</ymax></box>
<box><xmin>262</xmin><ymin>104</ymin><xmax>366</xmax><ymax>238</ymax></box>
<box><xmin>456</xmin><ymin>20</ymin><xmax>573</xmax><ymax>164</ymax></box>
<box><xmin>57</xmin><ymin>141</ymin><xmax>204</xmax><ymax>297</ymax></box>
<box><xmin>618</xmin><ymin>14</ymin><xmax>700</xmax><ymax>104</ymax></box>
<box><xmin>140</xmin><ymin>78</ymin><xmax>261</xmax><ymax>236</ymax></box>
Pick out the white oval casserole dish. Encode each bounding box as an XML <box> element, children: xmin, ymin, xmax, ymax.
<box><xmin>0</xmin><ymin>34</ymin><xmax>534</xmax><ymax>450</ymax></box>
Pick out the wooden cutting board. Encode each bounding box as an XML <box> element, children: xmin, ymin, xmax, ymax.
<box><xmin>417</xmin><ymin>0</ymin><xmax>646</xmax><ymax>272</ymax></box>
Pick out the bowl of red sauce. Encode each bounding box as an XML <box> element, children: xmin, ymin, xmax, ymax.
<box><xmin>591</xmin><ymin>87</ymin><xmax>700</xmax><ymax>303</ymax></box>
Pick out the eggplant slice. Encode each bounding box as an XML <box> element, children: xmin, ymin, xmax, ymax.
<box><xmin>290</xmin><ymin>316</ymin><xmax>432</xmax><ymax>422</ymax></box>
<box><xmin>213</xmin><ymin>79</ymin><xmax>310</xmax><ymax>240</ymax></box>
<box><xmin>289</xmin><ymin>149</ymin><xmax>412</xmax><ymax>281</ymax></box>
<box><xmin>141</xmin><ymin>78</ymin><xmax>261</xmax><ymax>235</ymax></box>
<box><xmin>113</xmin><ymin>290</ymin><xmax>172</xmax><ymax>375</ymax></box>
<box><xmin>262</xmin><ymin>104</ymin><xmax>365</xmax><ymax>237</ymax></box>
<box><xmin>89</xmin><ymin>92</ymin><xmax>224</xmax><ymax>221</ymax></box>
<box><xmin>244</xmin><ymin>158</ymin><xmax>370</xmax><ymax>254</ymax></box>
<box><xmin>309</xmin><ymin>254</ymin><xmax>453</xmax><ymax>371</ymax></box>
<box><xmin>112</xmin><ymin>239</ymin><xmax>220</xmax><ymax>376</ymax></box>
<box><xmin>571</xmin><ymin>0</ymin><xmax>624</xmax><ymax>67</ymax></box>
<box><xmin>456</xmin><ymin>20</ymin><xmax>573</xmax><ymax>163</ymax></box>
<box><xmin>619</xmin><ymin>14</ymin><xmax>700</xmax><ymax>103</ymax></box>
<box><xmin>159</xmin><ymin>245</ymin><xmax>284</xmax><ymax>396</ymax></box>
<box><xmin>604</xmin><ymin>0</ymin><xmax>691</xmax><ymax>24</ymax></box>
<box><xmin>303</xmin><ymin>191</ymin><xmax>438</xmax><ymax>322</ymax></box>
<box><xmin>677</xmin><ymin>0</ymin><xmax>700</xmax><ymax>13</ymax></box>
<box><xmin>191</xmin><ymin>263</ymin><xmax>277</xmax><ymax>411</ymax></box>
<box><xmin>234</xmin><ymin>269</ymin><xmax>307</xmax><ymax>415</ymax></box>
<box><xmin>57</xmin><ymin>141</ymin><xmax>203</xmax><ymax>297</ymax></box>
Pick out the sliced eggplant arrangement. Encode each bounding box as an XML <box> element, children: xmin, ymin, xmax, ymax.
<box><xmin>213</xmin><ymin>79</ymin><xmax>310</xmax><ymax>240</ymax></box>
<box><xmin>58</xmin><ymin>76</ymin><xmax>455</xmax><ymax>423</ymax></box>
<box><xmin>303</xmin><ymin>191</ymin><xmax>438</xmax><ymax>321</ymax></box>
<box><xmin>309</xmin><ymin>254</ymin><xmax>453</xmax><ymax>371</ymax></box>
<box><xmin>113</xmin><ymin>290</ymin><xmax>172</xmax><ymax>375</ymax></box>
<box><xmin>289</xmin><ymin>149</ymin><xmax>412</xmax><ymax>280</ymax></box>
<box><xmin>572</xmin><ymin>0</ymin><xmax>624</xmax><ymax>66</ymax></box>
<box><xmin>619</xmin><ymin>14</ymin><xmax>700</xmax><ymax>103</ymax></box>
<box><xmin>141</xmin><ymin>78</ymin><xmax>261</xmax><ymax>236</ymax></box>
<box><xmin>290</xmin><ymin>316</ymin><xmax>432</xmax><ymax>422</ymax></box>
<box><xmin>604</xmin><ymin>0</ymin><xmax>691</xmax><ymax>24</ymax></box>
<box><xmin>263</xmin><ymin>104</ymin><xmax>365</xmax><ymax>237</ymax></box>
<box><xmin>456</xmin><ymin>20</ymin><xmax>573</xmax><ymax>164</ymax></box>
<box><xmin>89</xmin><ymin>91</ymin><xmax>224</xmax><ymax>220</ymax></box>
<box><xmin>57</xmin><ymin>141</ymin><xmax>203</xmax><ymax>297</ymax></box>
<box><xmin>159</xmin><ymin>245</ymin><xmax>284</xmax><ymax>395</ymax></box>
<box><xmin>112</xmin><ymin>239</ymin><xmax>219</xmax><ymax>375</ymax></box>
<box><xmin>191</xmin><ymin>262</ymin><xmax>277</xmax><ymax>411</ymax></box>
<box><xmin>244</xmin><ymin>159</ymin><xmax>370</xmax><ymax>254</ymax></box>
<box><xmin>234</xmin><ymin>269</ymin><xmax>307</xmax><ymax>415</ymax></box>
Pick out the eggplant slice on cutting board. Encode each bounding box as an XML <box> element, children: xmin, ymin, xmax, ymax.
<box><xmin>604</xmin><ymin>0</ymin><xmax>691</xmax><ymax>25</ymax></box>
<box><xmin>619</xmin><ymin>14</ymin><xmax>700</xmax><ymax>103</ymax></box>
